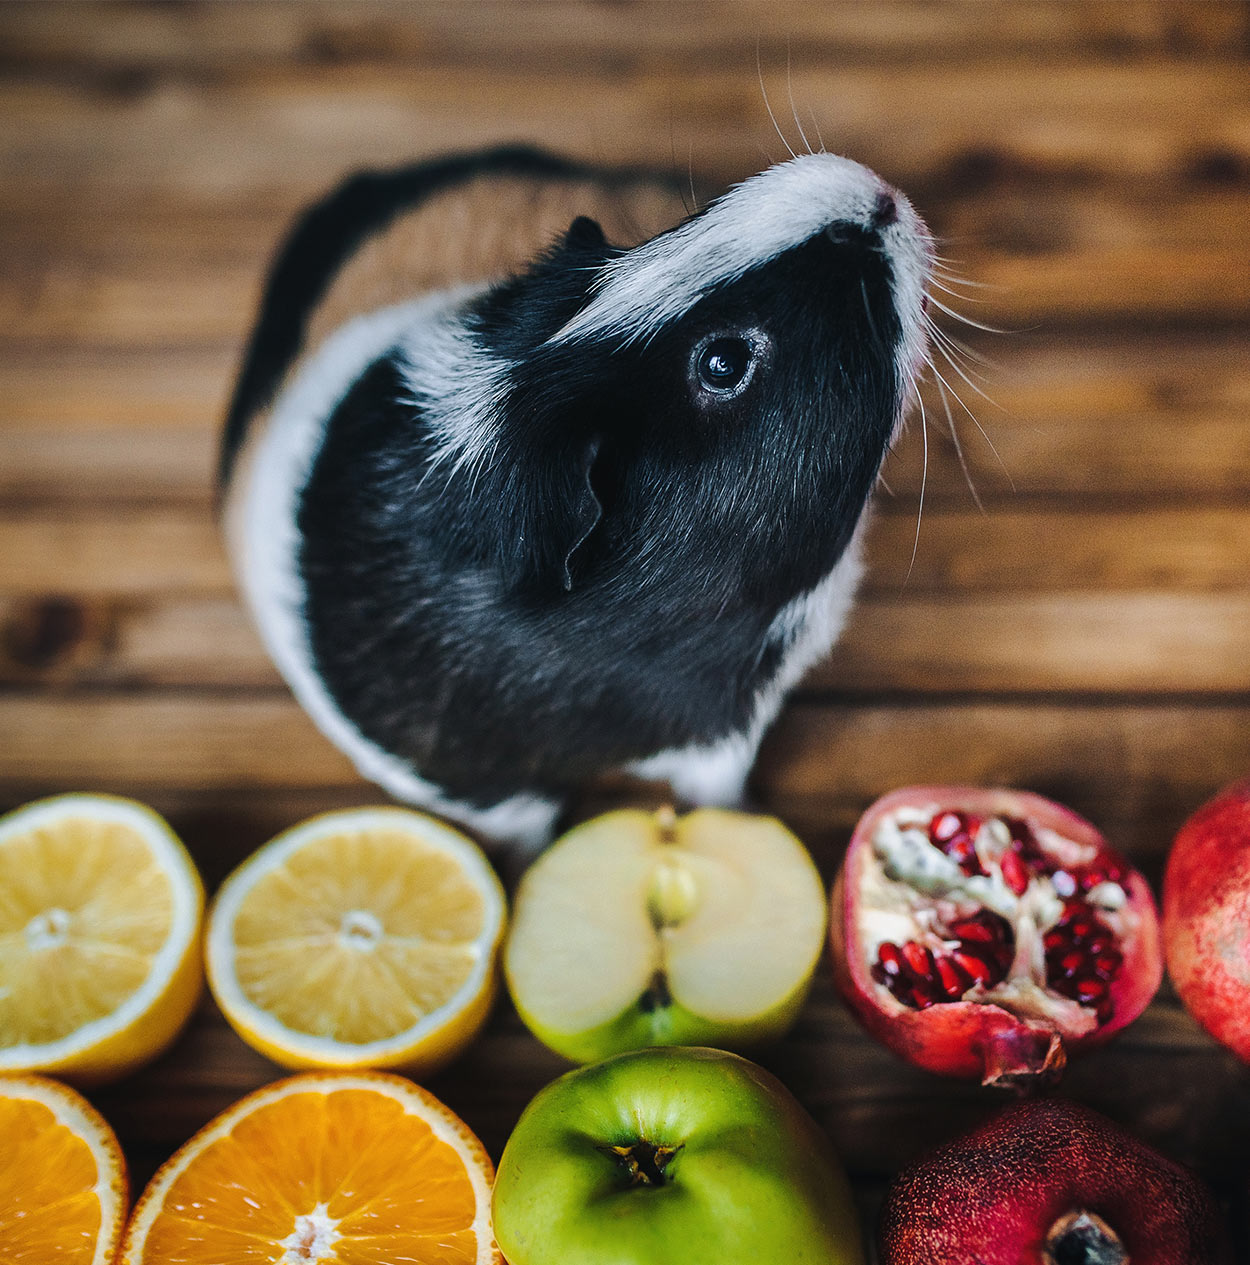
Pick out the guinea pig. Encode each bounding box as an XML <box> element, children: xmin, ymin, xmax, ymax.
<box><xmin>221</xmin><ymin>146</ymin><xmax>933</xmax><ymax>850</ymax></box>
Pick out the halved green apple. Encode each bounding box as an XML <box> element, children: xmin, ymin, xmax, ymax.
<box><xmin>504</xmin><ymin>807</ymin><xmax>827</xmax><ymax>1062</ymax></box>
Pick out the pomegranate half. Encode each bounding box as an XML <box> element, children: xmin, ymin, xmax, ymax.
<box><xmin>830</xmin><ymin>787</ymin><xmax>1163</xmax><ymax>1086</ymax></box>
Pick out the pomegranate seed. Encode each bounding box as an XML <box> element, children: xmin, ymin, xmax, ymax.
<box><xmin>930</xmin><ymin>811</ymin><xmax>967</xmax><ymax>843</ymax></box>
<box><xmin>935</xmin><ymin>955</ymin><xmax>973</xmax><ymax>1000</ymax></box>
<box><xmin>949</xmin><ymin>911</ymin><xmax>1009</xmax><ymax>944</ymax></box>
<box><xmin>952</xmin><ymin>950</ymin><xmax>995</xmax><ymax>987</ymax></box>
<box><xmin>877</xmin><ymin>942</ymin><xmax>906</xmax><ymax>978</ymax></box>
<box><xmin>1000</xmin><ymin>850</ymin><xmax>1030</xmax><ymax>896</ymax></box>
<box><xmin>951</xmin><ymin>920</ymin><xmax>995</xmax><ymax>945</ymax></box>
<box><xmin>1075</xmin><ymin>977</ymin><xmax>1107</xmax><ymax>1004</ymax></box>
<box><xmin>903</xmin><ymin>941</ymin><xmax>935</xmax><ymax>979</ymax></box>
<box><xmin>1058</xmin><ymin>951</ymin><xmax>1085</xmax><ymax>978</ymax></box>
<box><xmin>1065</xmin><ymin>916</ymin><xmax>1096</xmax><ymax>942</ymax></box>
<box><xmin>929</xmin><ymin>811</ymin><xmax>986</xmax><ymax>875</ymax></box>
<box><xmin>1093</xmin><ymin>952</ymin><xmax>1123</xmax><ymax>980</ymax></box>
<box><xmin>1079</xmin><ymin>853</ymin><xmax>1127</xmax><ymax>891</ymax></box>
<box><xmin>1043</xmin><ymin>928</ymin><xmax>1068</xmax><ymax>953</ymax></box>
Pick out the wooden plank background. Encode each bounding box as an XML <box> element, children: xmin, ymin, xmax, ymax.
<box><xmin>3</xmin><ymin>0</ymin><xmax>1250</xmax><ymax>1253</ymax></box>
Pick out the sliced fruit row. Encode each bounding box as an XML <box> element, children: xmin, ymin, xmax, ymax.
<box><xmin>0</xmin><ymin>796</ymin><xmax>508</xmax><ymax>1085</ymax></box>
<box><xmin>0</xmin><ymin>1070</ymin><xmax>499</xmax><ymax>1265</ymax></box>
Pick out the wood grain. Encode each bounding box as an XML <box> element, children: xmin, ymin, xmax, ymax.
<box><xmin>3</xmin><ymin>502</ymin><xmax>1246</xmax><ymax>596</ymax></box>
<box><xmin>3</xmin><ymin>2</ymin><xmax>1250</xmax><ymax>1253</ymax></box>
<box><xmin>7</xmin><ymin>590</ymin><xmax>1250</xmax><ymax>698</ymax></box>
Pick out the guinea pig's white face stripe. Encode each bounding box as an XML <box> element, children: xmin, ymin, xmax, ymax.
<box><xmin>396</xmin><ymin>287</ymin><xmax>511</xmax><ymax>481</ymax></box>
<box><xmin>547</xmin><ymin>153</ymin><xmax>931</xmax><ymax>352</ymax></box>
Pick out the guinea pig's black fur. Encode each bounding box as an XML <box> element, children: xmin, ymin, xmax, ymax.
<box><xmin>222</xmin><ymin>146</ymin><xmax>932</xmax><ymax>848</ymax></box>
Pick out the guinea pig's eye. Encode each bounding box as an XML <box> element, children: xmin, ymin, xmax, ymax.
<box><xmin>695</xmin><ymin>337</ymin><xmax>754</xmax><ymax>394</ymax></box>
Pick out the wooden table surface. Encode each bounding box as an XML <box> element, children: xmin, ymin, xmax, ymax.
<box><xmin>3</xmin><ymin>0</ymin><xmax>1250</xmax><ymax>1254</ymax></box>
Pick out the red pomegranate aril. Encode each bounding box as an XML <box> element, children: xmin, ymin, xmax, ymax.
<box><xmin>999</xmin><ymin>850</ymin><xmax>1030</xmax><ymax>896</ymax></box>
<box><xmin>929</xmin><ymin>811</ymin><xmax>985</xmax><ymax>875</ymax></box>
<box><xmin>1093</xmin><ymin>952</ymin><xmax>1122</xmax><ymax>979</ymax></box>
<box><xmin>952</xmin><ymin>949</ymin><xmax>995</xmax><ymax>987</ymax></box>
<box><xmin>931</xmin><ymin>811</ymin><xmax>967</xmax><ymax>843</ymax></box>
<box><xmin>949</xmin><ymin>910</ymin><xmax>1010</xmax><ymax>944</ymax></box>
<box><xmin>935</xmin><ymin>955</ymin><xmax>973</xmax><ymax>1001</ymax></box>
<box><xmin>1065</xmin><ymin>915</ymin><xmax>1096</xmax><ymax>943</ymax></box>
<box><xmin>1074</xmin><ymin>977</ymin><xmax>1107</xmax><ymax>1005</ymax></box>
<box><xmin>1058</xmin><ymin>950</ymin><xmax>1085</xmax><ymax>978</ymax></box>
<box><xmin>903</xmin><ymin>941</ymin><xmax>934</xmax><ymax>978</ymax></box>
<box><xmin>950</xmin><ymin>919</ymin><xmax>996</xmax><ymax>945</ymax></box>
<box><xmin>877</xmin><ymin>942</ymin><xmax>906</xmax><ymax>978</ymax></box>
<box><xmin>1079</xmin><ymin>855</ymin><xmax>1127</xmax><ymax>891</ymax></box>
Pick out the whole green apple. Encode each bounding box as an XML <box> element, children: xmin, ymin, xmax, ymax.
<box><xmin>492</xmin><ymin>1046</ymin><xmax>863</xmax><ymax>1265</ymax></box>
<box><xmin>504</xmin><ymin>807</ymin><xmax>827</xmax><ymax>1062</ymax></box>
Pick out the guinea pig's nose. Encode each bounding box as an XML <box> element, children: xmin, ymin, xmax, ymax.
<box><xmin>870</xmin><ymin>190</ymin><xmax>898</xmax><ymax>229</ymax></box>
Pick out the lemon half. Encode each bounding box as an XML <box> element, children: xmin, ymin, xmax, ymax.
<box><xmin>0</xmin><ymin>793</ymin><xmax>204</xmax><ymax>1085</ymax></box>
<box><xmin>205</xmin><ymin>808</ymin><xmax>507</xmax><ymax>1074</ymax></box>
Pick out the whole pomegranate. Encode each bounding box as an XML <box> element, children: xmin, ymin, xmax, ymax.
<box><xmin>830</xmin><ymin>787</ymin><xmax>1162</xmax><ymax>1085</ymax></box>
<box><xmin>878</xmin><ymin>1098</ymin><xmax>1232</xmax><ymax>1264</ymax></box>
<box><xmin>1164</xmin><ymin>777</ymin><xmax>1250</xmax><ymax>1061</ymax></box>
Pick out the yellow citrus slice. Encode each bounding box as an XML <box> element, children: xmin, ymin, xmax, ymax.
<box><xmin>0</xmin><ymin>1073</ymin><xmax>128</xmax><ymax>1264</ymax></box>
<box><xmin>205</xmin><ymin>807</ymin><xmax>506</xmax><ymax>1073</ymax></box>
<box><xmin>120</xmin><ymin>1071</ymin><xmax>499</xmax><ymax>1264</ymax></box>
<box><xmin>0</xmin><ymin>794</ymin><xmax>205</xmax><ymax>1085</ymax></box>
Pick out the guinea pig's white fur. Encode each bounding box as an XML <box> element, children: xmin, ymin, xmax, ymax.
<box><xmin>223</xmin><ymin>148</ymin><xmax>932</xmax><ymax>850</ymax></box>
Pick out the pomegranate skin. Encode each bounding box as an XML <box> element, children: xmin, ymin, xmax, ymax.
<box><xmin>879</xmin><ymin>1099</ymin><xmax>1232</xmax><ymax>1265</ymax></box>
<box><xmin>830</xmin><ymin>786</ymin><xmax>1163</xmax><ymax>1084</ymax></box>
<box><xmin>1164</xmin><ymin>778</ymin><xmax>1250</xmax><ymax>1062</ymax></box>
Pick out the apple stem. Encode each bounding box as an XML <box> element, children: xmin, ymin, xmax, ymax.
<box><xmin>655</xmin><ymin>805</ymin><xmax>678</xmax><ymax>843</ymax></box>
<box><xmin>601</xmin><ymin>1140</ymin><xmax>683</xmax><ymax>1187</ymax></box>
<box><xmin>1042</xmin><ymin>1210</ymin><xmax>1129</xmax><ymax>1265</ymax></box>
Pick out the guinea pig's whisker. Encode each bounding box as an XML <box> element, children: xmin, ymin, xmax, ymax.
<box><xmin>928</xmin><ymin>322</ymin><xmax>997</xmax><ymax>396</ymax></box>
<box><xmin>926</xmin><ymin>294</ymin><xmax>1010</xmax><ymax>336</ymax></box>
<box><xmin>928</xmin><ymin>278</ymin><xmax>992</xmax><ymax>304</ymax></box>
<box><xmin>757</xmin><ymin>43</ymin><xmax>798</xmax><ymax>160</ymax></box>
<box><xmin>784</xmin><ymin>42</ymin><xmax>815</xmax><ymax>158</ymax></box>
<box><xmin>808</xmin><ymin>109</ymin><xmax>827</xmax><ymax>154</ymax></box>
<box><xmin>926</xmin><ymin>342</ymin><xmax>1014</xmax><ymax>491</ymax></box>
<box><xmin>906</xmin><ymin>386</ymin><xmax>930</xmax><ymax>584</ymax></box>
<box><xmin>927</xmin><ymin>322</ymin><xmax>998</xmax><ymax>370</ymax></box>
<box><xmin>932</xmin><ymin>372</ymin><xmax>985</xmax><ymax>513</ymax></box>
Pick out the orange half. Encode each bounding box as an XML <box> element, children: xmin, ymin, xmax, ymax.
<box><xmin>0</xmin><ymin>1074</ymin><xmax>128</xmax><ymax>1264</ymax></box>
<box><xmin>120</xmin><ymin>1071</ymin><xmax>499</xmax><ymax>1264</ymax></box>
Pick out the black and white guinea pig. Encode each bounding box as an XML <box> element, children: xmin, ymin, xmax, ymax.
<box><xmin>221</xmin><ymin>146</ymin><xmax>932</xmax><ymax>850</ymax></box>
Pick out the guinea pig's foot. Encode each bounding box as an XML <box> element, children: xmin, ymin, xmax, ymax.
<box><xmin>625</xmin><ymin>735</ymin><xmax>756</xmax><ymax>811</ymax></box>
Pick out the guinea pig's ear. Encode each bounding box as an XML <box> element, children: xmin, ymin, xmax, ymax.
<box><xmin>497</xmin><ymin>434</ymin><xmax>603</xmax><ymax>595</ymax></box>
<box><xmin>563</xmin><ymin>215</ymin><xmax>607</xmax><ymax>251</ymax></box>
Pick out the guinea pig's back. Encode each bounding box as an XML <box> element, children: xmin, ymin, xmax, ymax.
<box><xmin>220</xmin><ymin>148</ymin><xmax>688</xmax><ymax>490</ymax></box>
